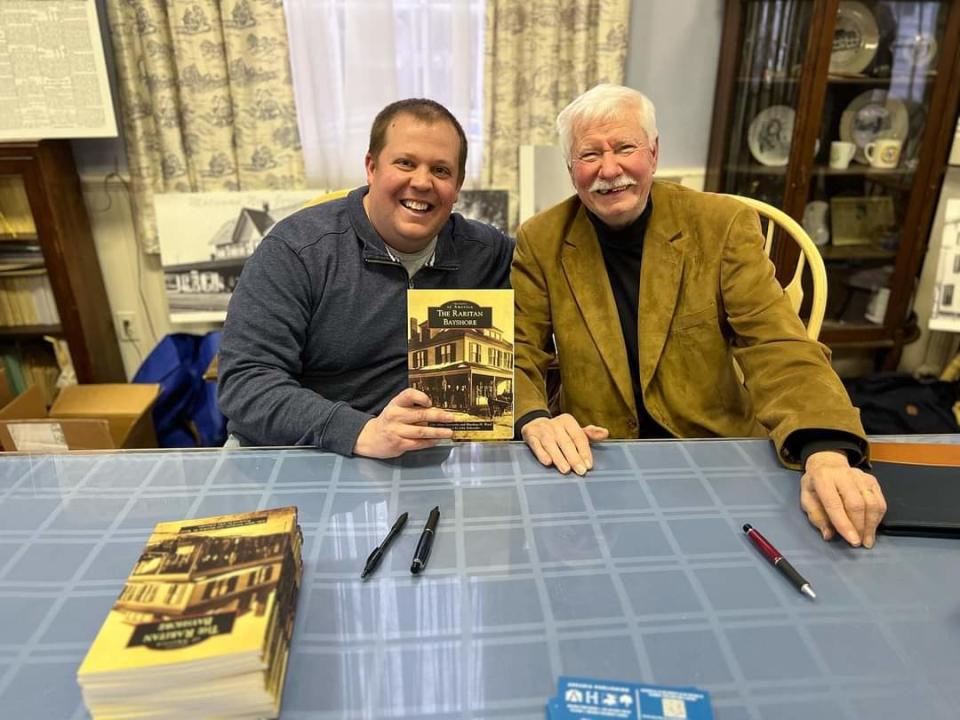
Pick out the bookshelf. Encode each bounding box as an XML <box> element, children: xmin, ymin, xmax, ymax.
<box><xmin>0</xmin><ymin>141</ymin><xmax>124</xmax><ymax>400</ymax></box>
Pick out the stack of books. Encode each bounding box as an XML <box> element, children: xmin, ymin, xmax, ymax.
<box><xmin>77</xmin><ymin>507</ymin><xmax>303</xmax><ymax>719</ymax></box>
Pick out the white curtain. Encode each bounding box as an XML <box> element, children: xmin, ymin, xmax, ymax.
<box><xmin>283</xmin><ymin>0</ymin><xmax>485</xmax><ymax>189</ymax></box>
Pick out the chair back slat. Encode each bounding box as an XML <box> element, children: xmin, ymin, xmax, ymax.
<box><xmin>763</xmin><ymin>218</ymin><xmax>775</xmax><ymax>255</ymax></box>
<box><xmin>722</xmin><ymin>194</ymin><xmax>827</xmax><ymax>341</ymax></box>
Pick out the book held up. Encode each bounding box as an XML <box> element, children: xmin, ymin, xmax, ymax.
<box><xmin>408</xmin><ymin>288</ymin><xmax>515</xmax><ymax>440</ymax></box>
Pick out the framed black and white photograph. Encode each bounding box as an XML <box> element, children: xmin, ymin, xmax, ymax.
<box><xmin>454</xmin><ymin>189</ymin><xmax>509</xmax><ymax>233</ymax></box>
<box><xmin>155</xmin><ymin>191</ymin><xmax>322</xmax><ymax>323</ymax></box>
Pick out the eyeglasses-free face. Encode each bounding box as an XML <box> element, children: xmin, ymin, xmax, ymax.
<box><xmin>569</xmin><ymin>113</ymin><xmax>659</xmax><ymax>230</ymax></box>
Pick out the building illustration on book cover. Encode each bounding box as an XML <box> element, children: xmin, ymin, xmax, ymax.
<box><xmin>408</xmin><ymin>289</ymin><xmax>514</xmax><ymax>440</ymax></box>
<box><xmin>78</xmin><ymin>507</ymin><xmax>302</xmax><ymax>675</ymax></box>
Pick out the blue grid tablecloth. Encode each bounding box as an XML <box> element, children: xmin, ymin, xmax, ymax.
<box><xmin>0</xmin><ymin>438</ymin><xmax>958</xmax><ymax>719</ymax></box>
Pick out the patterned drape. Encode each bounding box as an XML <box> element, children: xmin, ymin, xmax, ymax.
<box><xmin>482</xmin><ymin>0</ymin><xmax>630</xmax><ymax>228</ymax></box>
<box><xmin>104</xmin><ymin>0</ymin><xmax>305</xmax><ymax>253</ymax></box>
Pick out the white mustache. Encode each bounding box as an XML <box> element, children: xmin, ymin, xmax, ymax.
<box><xmin>588</xmin><ymin>174</ymin><xmax>637</xmax><ymax>193</ymax></box>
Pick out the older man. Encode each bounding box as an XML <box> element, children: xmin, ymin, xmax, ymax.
<box><xmin>512</xmin><ymin>84</ymin><xmax>886</xmax><ymax>548</ymax></box>
<box><xmin>219</xmin><ymin>98</ymin><xmax>512</xmax><ymax>458</ymax></box>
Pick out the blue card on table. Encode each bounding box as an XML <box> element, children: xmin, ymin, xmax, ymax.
<box><xmin>547</xmin><ymin>676</ymin><xmax>713</xmax><ymax>720</ymax></box>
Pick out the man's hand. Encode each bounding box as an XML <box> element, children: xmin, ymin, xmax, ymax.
<box><xmin>354</xmin><ymin>388</ymin><xmax>455</xmax><ymax>459</ymax></box>
<box><xmin>521</xmin><ymin>414</ymin><xmax>609</xmax><ymax>476</ymax></box>
<box><xmin>800</xmin><ymin>450</ymin><xmax>887</xmax><ymax>548</ymax></box>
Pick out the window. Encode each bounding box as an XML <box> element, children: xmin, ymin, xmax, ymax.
<box><xmin>470</xmin><ymin>342</ymin><xmax>481</xmax><ymax>363</ymax></box>
<box><xmin>284</xmin><ymin>0</ymin><xmax>486</xmax><ymax>187</ymax></box>
<box><xmin>437</xmin><ymin>343</ymin><xmax>455</xmax><ymax>364</ymax></box>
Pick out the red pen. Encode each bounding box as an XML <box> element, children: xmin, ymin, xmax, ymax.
<box><xmin>743</xmin><ymin>524</ymin><xmax>816</xmax><ymax>599</ymax></box>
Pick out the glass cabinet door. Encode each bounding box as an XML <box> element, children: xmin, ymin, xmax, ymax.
<box><xmin>0</xmin><ymin>173</ymin><xmax>54</xmax><ymax>330</ymax></box>
<box><xmin>721</xmin><ymin>1</ymin><xmax>815</xmax><ymax>205</ymax></box>
<box><xmin>0</xmin><ymin>171</ymin><xmax>62</xmax><ymax>403</ymax></box>
<box><xmin>806</xmin><ymin>0</ymin><xmax>950</xmax><ymax>330</ymax></box>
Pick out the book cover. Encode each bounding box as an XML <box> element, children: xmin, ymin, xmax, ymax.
<box><xmin>872</xmin><ymin>441</ymin><xmax>960</xmax><ymax>537</ymax></box>
<box><xmin>408</xmin><ymin>288</ymin><xmax>514</xmax><ymax>440</ymax></box>
<box><xmin>78</xmin><ymin>506</ymin><xmax>301</xmax><ymax>679</ymax></box>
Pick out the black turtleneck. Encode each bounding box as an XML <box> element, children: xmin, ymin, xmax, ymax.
<box><xmin>587</xmin><ymin>200</ymin><xmax>670</xmax><ymax>438</ymax></box>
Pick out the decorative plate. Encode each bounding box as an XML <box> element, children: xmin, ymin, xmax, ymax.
<box><xmin>839</xmin><ymin>90</ymin><xmax>909</xmax><ymax>164</ymax></box>
<box><xmin>747</xmin><ymin>105</ymin><xmax>795</xmax><ymax>167</ymax></box>
<box><xmin>829</xmin><ymin>1</ymin><xmax>880</xmax><ymax>74</ymax></box>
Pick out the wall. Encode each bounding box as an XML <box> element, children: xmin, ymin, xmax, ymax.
<box><xmin>625</xmin><ymin>0</ymin><xmax>724</xmax><ymax>177</ymax></box>
<box><xmin>80</xmin><ymin>175</ymin><xmax>171</xmax><ymax>378</ymax></box>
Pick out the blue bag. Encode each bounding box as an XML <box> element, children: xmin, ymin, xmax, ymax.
<box><xmin>132</xmin><ymin>332</ymin><xmax>227</xmax><ymax>447</ymax></box>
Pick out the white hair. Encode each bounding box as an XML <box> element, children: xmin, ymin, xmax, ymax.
<box><xmin>556</xmin><ymin>84</ymin><xmax>659</xmax><ymax>164</ymax></box>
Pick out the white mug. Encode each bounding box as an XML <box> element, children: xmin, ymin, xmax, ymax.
<box><xmin>865</xmin><ymin>139</ymin><xmax>903</xmax><ymax>169</ymax></box>
<box><xmin>829</xmin><ymin>141</ymin><xmax>856</xmax><ymax>169</ymax></box>
<box><xmin>865</xmin><ymin>287</ymin><xmax>890</xmax><ymax>324</ymax></box>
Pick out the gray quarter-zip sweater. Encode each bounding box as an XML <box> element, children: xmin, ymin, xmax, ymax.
<box><xmin>218</xmin><ymin>187</ymin><xmax>513</xmax><ymax>454</ymax></box>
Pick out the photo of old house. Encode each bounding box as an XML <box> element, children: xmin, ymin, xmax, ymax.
<box><xmin>115</xmin><ymin>531</ymin><xmax>296</xmax><ymax>624</ymax></box>
<box><xmin>155</xmin><ymin>191</ymin><xmax>320</xmax><ymax>322</ymax></box>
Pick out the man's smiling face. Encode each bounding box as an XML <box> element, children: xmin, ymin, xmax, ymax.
<box><xmin>363</xmin><ymin>113</ymin><xmax>462</xmax><ymax>253</ymax></box>
<box><xmin>569</xmin><ymin>112</ymin><xmax>659</xmax><ymax>229</ymax></box>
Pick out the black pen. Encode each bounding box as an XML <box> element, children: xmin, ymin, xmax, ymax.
<box><xmin>410</xmin><ymin>506</ymin><xmax>440</xmax><ymax>574</ymax></box>
<box><xmin>361</xmin><ymin>512</ymin><xmax>407</xmax><ymax>579</ymax></box>
<box><xmin>743</xmin><ymin>524</ymin><xmax>816</xmax><ymax>599</ymax></box>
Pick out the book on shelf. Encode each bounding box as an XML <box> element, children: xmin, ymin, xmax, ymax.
<box><xmin>1</xmin><ymin>338</ymin><xmax>62</xmax><ymax>404</ymax></box>
<box><xmin>0</xmin><ymin>176</ymin><xmax>38</xmax><ymax>239</ymax></box>
<box><xmin>77</xmin><ymin>506</ymin><xmax>303</xmax><ymax>720</ymax></box>
<box><xmin>0</xmin><ymin>240</ymin><xmax>44</xmax><ymax>271</ymax></box>
<box><xmin>0</xmin><ymin>269</ymin><xmax>59</xmax><ymax>327</ymax></box>
<box><xmin>407</xmin><ymin>288</ymin><xmax>515</xmax><ymax>440</ymax></box>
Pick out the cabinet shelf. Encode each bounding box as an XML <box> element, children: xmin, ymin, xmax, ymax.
<box><xmin>0</xmin><ymin>324</ymin><xmax>62</xmax><ymax>338</ymax></box>
<box><xmin>812</xmin><ymin>165</ymin><xmax>914</xmax><ymax>177</ymax></box>
<box><xmin>827</xmin><ymin>71</ymin><xmax>937</xmax><ymax>85</ymax></box>
<box><xmin>735</xmin><ymin>72</ymin><xmax>937</xmax><ymax>85</ymax></box>
<box><xmin>819</xmin><ymin>245</ymin><xmax>897</xmax><ymax>261</ymax></box>
<box><xmin>736</xmin><ymin>75</ymin><xmax>800</xmax><ymax>84</ymax></box>
<box><xmin>727</xmin><ymin>164</ymin><xmax>788</xmax><ymax>176</ymax></box>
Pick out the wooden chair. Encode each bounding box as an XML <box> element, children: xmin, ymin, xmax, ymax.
<box><xmin>302</xmin><ymin>188</ymin><xmax>351</xmax><ymax>208</ymax></box>
<box><xmin>544</xmin><ymin>195</ymin><xmax>829</xmax><ymax>415</ymax></box>
<box><xmin>724</xmin><ymin>194</ymin><xmax>828</xmax><ymax>341</ymax></box>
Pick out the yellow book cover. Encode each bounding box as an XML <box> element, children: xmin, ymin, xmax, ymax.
<box><xmin>78</xmin><ymin>507</ymin><xmax>300</xmax><ymax>680</ymax></box>
<box><xmin>408</xmin><ymin>288</ymin><xmax>514</xmax><ymax>440</ymax></box>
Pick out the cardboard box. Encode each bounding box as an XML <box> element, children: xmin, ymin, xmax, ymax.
<box><xmin>0</xmin><ymin>383</ymin><xmax>161</xmax><ymax>452</ymax></box>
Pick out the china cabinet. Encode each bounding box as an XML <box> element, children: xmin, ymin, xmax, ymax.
<box><xmin>706</xmin><ymin>0</ymin><xmax>960</xmax><ymax>367</ymax></box>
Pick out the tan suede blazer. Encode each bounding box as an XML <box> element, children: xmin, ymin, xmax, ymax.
<box><xmin>512</xmin><ymin>181</ymin><xmax>867</xmax><ymax>468</ymax></box>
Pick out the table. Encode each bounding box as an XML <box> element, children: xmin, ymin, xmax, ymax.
<box><xmin>0</xmin><ymin>438</ymin><xmax>957</xmax><ymax>719</ymax></box>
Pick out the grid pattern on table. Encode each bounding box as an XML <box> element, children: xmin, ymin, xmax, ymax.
<box><xmin>0</xmin><ymin>439</ymin><xmax>957</xmax><ymax>720</ymax></box>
